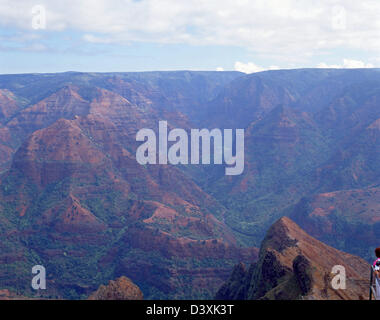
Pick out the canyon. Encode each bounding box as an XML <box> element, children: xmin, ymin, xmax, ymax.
<box><xmin>0</xmin><ymin>69</ymin><xmax>379</xmax><ymax>299</ymax></box>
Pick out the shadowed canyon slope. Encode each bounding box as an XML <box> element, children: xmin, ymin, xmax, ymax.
<box><xmin>0</xmin><ymin>69</ymin><xmax>379</xmax><ymax>299</ymax></box>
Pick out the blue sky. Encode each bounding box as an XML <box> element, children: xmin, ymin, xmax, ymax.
<box><xmin>0</xmin><ymin>0</ymin><xmax>379</xmax><ymax>74</ymax></box>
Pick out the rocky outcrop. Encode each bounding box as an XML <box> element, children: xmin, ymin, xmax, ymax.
<box><xmin>88</xmin><ymin>276</ymin><xmax>143</xmax><ymax>300</ymax></box>
<box><xmin>216</xmin><ymin>217</ymin><xmax>370</xmax><ymax>300</ymax></box>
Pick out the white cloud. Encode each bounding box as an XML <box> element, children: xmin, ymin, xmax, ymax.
<box><xmin>0</xmin><ymin>0</ymin><xmax>380</xmax><ymax>64</ymax></box>
<box><xmin>317</xmin><ymin>59</ymin><xmax>374</xmax><ymax>69</ymax></box>
<box><xmin>234</xmin><ymin>62</ymin><xmax>279</xmax><ymax>74</ymax></box>
<box><xmin>234</xmin><ymin>62</ymin><xmax>265</xmax><ymax>74</ymax></box>
<box><xmin>216</xmin><ymin>67</ymin><xmax>224</xmax><ymax>71</ymax></box>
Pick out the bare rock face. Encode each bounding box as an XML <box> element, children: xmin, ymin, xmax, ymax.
<box><xmin>216</xmin><ymin>217</ymin><xmax>370</xmax><ymax>300</ymax></box>
<box><xmin>88</xmin><ymin>276</ymin><xmax>143</xmax><ymax>300</ymax></box>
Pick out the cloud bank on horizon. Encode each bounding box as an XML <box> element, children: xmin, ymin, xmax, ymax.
<box><xmin>0</xmin><ymin>0</ymin><xmax>378</xmax><ymax>73</ymax></box>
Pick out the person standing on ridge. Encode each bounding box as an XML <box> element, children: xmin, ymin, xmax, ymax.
<box><xmin>374</xmin><ymin>247</ymin><xmax>380</xmax><ymax>300</ymax></box>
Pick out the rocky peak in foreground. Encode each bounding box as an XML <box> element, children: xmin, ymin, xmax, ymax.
<box><xmin>216</xmin><ymin>217</ymin><xmax>370</xmax><ymax>300</ymax></box>
<box><xmin>88</xmin><ymin>276</ymin><xmax>143</xmax><ymax>300</ymax></box>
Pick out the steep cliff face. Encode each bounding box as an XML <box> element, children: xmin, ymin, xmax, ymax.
<box><xmin>0</xmin><ymin>90</ymin><xmax>19</xmax><ymax>167</ymax></box>
<box><xmin>88</xmin><ymin>276</ymin><xmax>143</xmax><ymax>300</ymax></box>
<box><xmin>0</xmin><ymin>89</ymin><xmax>21</xmax><ymax>122</ymax></box>
<box><xmin>216</xmin><ymin>217</ymin><xmax>370</xmax><ymax>300</ymax></box>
